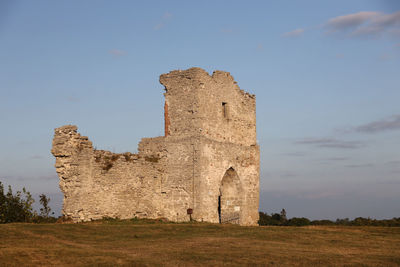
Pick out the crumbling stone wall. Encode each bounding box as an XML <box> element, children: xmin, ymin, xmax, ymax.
<box><xmin>52</xmin><ymin>67</ymin><xmax>259</xmax><ymax>225</ymax></box>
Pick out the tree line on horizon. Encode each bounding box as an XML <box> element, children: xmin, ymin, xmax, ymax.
<box><xmin>259</xmin><ymin>209</ymin><xmax>400</xmax><ymax>227</ymax></box>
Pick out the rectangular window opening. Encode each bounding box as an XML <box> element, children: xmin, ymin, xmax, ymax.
<box><xmin>222</xmin><ymin>102</ymin><xmax>228</xmax><ymax>119</ymax></box>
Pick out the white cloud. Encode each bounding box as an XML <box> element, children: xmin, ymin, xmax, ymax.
<box><xmin>379</xmin><ymin>53</ymin><xmax>394</xmax><ymax>61</ymax></box>
<box><xmin>323</xmin><ymin>157</ymin><xmax>349</xmax><ymax>161</ymax></box>
<box><xmin>221</xmin><ymin>28</ymin><xmax>234</xmax><ymax>34</ymax></box>
<box><xmin>281</xmin><ymin>28</ymin><xmax>304</xmax><ymax>38</ymax></box>
<box><xmin>67</xmin><ymin>96</ymin><xmax>80</xmax><ymax>103</ymax></box>
<box><xmin>372</xmin><ymin>10</ymin><xmax>400</xmax><ymax>27</ymax></box>
<box><xmin>390</xmin><ymin>29</ymin><xmax>400</xmax><ymax>38</ymax></box>
<box><xmin>301</xmin><ymin>191</ymin><xmax>341</xmax><ymax>200</ymax></box>
<box><xmin>163</xmin><ymin>12</ymin><xmax>172</xmax><ymax>19</ymax></box>
<box><xmin>345</xmin><ymin>163</ymin><xmax>374</xmax><ymax>168</ymax></box>
<box><xmin>154</xmin><ymin>12</ymin><xmax>172</xmax><ymax>31</ymax></box>
<box><xmin>326</xmin><ymin>11</ymin><xmax>379</xmax><ymax>32</ymax></box>
<box><xmin>295</xmin><ymin>137</ymin><xmax>364</xmax><ymax>149</ymax></box>
<box><xmin>154</xmin><ymin>23</ymin><xmax>165</xmax><ymax>30</ymax></box>
<box><xmin>355</xmin><ymin>114</ymin><xmax>400</xmax><ymax>133</ymax></box>
<box><xmin>325</xmin><ymin>10</ymin><xmax>400</xmax><ymax>38</ymax></box>
<box><xmin>109</xmin><ymin>49</ymin><xmax>127</xmax><ymax>57</ymax></box>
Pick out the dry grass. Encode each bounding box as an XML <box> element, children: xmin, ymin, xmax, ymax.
<box><xmin>1</xmin><ymin>221</ymin><xmax>399</xmax><ymax>266</ymax></box>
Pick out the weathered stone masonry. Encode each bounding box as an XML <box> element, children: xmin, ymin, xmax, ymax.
<box><xmin>52</xmin><ymin>67</ymin><xmax>260</xmax><ymax>225</ymax></box>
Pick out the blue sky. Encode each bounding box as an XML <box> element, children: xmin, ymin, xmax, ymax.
<box><xmin>1</xmin><ymin>0</ymin><xmax>399</xmax><ymax>219</ymax></box>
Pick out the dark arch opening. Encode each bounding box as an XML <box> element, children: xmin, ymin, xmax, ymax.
<box><xmin>218</xmin><ymin>167</ymin><xmax>242</xmax><ymax>224</ymax></box>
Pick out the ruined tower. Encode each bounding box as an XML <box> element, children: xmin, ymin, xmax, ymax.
<box><xmin>52</xmin><ymin>67</ymin><xmax>259</xmax><ymax>225</ymax></box>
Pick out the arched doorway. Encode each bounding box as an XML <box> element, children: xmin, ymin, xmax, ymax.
<box><xmin>218</xmin><ymin>168</ymin><xmax>242</xmax><ymax>224</ymax></box>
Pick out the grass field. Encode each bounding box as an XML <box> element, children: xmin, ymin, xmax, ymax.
<box><xmin>1</xmin><ymin>220</ymin><xmax>400</xmax><ymax>266</ymax></box>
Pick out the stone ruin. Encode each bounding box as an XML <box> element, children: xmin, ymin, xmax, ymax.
<box><xmin>51</xmin><ymin>67</ymin><xmax>260</xmax><ymax>225</ymax></box>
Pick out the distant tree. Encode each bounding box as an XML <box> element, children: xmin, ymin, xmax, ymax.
<box><xmin>352</xmin><ymin>217</ymin><xmax>372</xmax><ymax>226</ymax></box>
<box><xmin>21</xmin><ymin>187</ymin><xmax>35</xmax><ymax>220</ymax></box>
<box><xmin>259</xmin><ymin>210</ymin><xmax>288</xmax><ymax>226</ymax></box>
<box><xmin>335</xmin><ymin>218</ymin><xmax>350</xmax><ymax>226</ymax></box>
<box><xmin>39</xmin><ymin>194</ymin><xmax>51</xmax><ymax>218</ymax></box>
<box><xmin>280</xmin><ymin>209</ymin><xmax>287</xmax><ymax>221</ymax></box>
<box><xmin>0</xmin><ymin>182</ymin><xmax>6</xmax><ymax>223</ymax></box>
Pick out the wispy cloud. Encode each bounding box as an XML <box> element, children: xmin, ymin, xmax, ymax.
<box><xmin>1</xmin><ymin>173</ymin><xmax>57</xmax><ymax>182</ymax></box>
<box><xmin>379</xmin><ymin>53</ymin><xmax>394</xmax><ymax>60</ymax></box>
<box><xmin>163</xmin><ymin>12</ymin><xmax>172</xmax><ymax>20</ymax></box>
<box><xmin>221</xmin><ymin>28</ymin><xmax>234</xmax><ymax>34</ymax></box>
<box><xmin>280</xmin><ymin>152</ymin><xmax>306</xmax><ymax>157</ymax></box>
<box><xmin>279</xmin><ymin>172</ymin><xmax>298</xmax><ymax>178</ymax></box>
<box><xmin>377</xmin><ymin>179</ymin><xmax>400</xmax><ymax>185</ymax></box>
<box><xmin>295</xmin><ymin>138</ymin><xmax>364</xmax><ymax>149</ymax></box>
<box><xmin>326</xmin><ymin>11</ymin><xmax>379</xmax><ymax>32</ymax></box>
<box><xmin>302</xmin><ymin>191</ymin><xmax>341</xmax><ymax>200</ymax></box>
<box><xmin>29</xmin><ymin>155</ymin><xmax>43</xmax><ymax>160</ymax></box>
<box><xmin>325</xmin><ymin>10</ymin><xmax>400</xmax><ymax>38</ymax></box>
<box><xmin>109</xmin><ymin>49</ymin><xmax>127</xmax><ymax>57</ymax></box>
<box><xmin>38</xmin><ymin>174</ymin><xmax>58</xmax><ymax>181</ymax></box>
<box><xmin>260</xmin><ymin>189</ymin><xmax>344</xmax><ymax>200</ymax></box>
<box><xmin>324</xmin><ymin>157</ymin><xmax>349</xmax><ymax>161</ymax></box>
<box><xmin>391</xmin><ymin>29</ymin><xmax>400</xmax><ymax>38</ymax></box>
<box><xmin>281</xmin><ymin>28</ymin><xmax>305</xmax><ymax>38</ymax></box>
<box><xmin>1</xmin><ymin>175</ymin><xmax>25</xmax><ymax>182</ymax></box>
<box><xmin>345</xmin><ymin>163</ymin><xmax>374</xmax><ymax>168</ymax></box>
<box><xmin>386</xmin><ymin>160</ymin><xmax>400</xmax><ymax>165</ymax></box>
<box><xmin>154</xmin><ymin>12</ymin><xmax>172</xmax><ymax>30</ymax></box>
<box><xmin>355</xmin><ymin>114</ymin><xmax>400</xmax><ymax>133</ymax></box>
<box><xmin>67</xmin><ymin>96</ymin><xmax>80</xmax><ymax>103</ymax></box>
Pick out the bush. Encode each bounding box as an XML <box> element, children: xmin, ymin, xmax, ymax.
<box><xmin>0</xmin><ymin>181</ymin><xmax>58</xmax><ymax>224</ymax></box>
<box><xmin>258</xmin><ymin>210</ymin><xmax>287</xmax><ymax>226</ymax></box>
<box><xmin>286</xmin><ymin>217</ymin><xmax>311</xmax><ymax>226</ymax></box>
<box><xmin>0</xmin><ymin>181</ymin><xmax>35</xmax><ymax>223</ymax></box>
<box><xmin>311</xmin><ymin>220</ymin><xmax>335</xmax><ymax>226</ymax></box>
